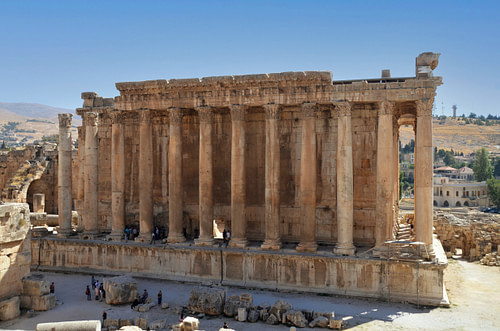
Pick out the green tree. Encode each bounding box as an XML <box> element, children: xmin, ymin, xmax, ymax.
<box><xmin>487</xmin><ymin>179</ymin><xmax>500</xmax><ymax>208</ymax></box>
<box><xmin>472</xmin><ymin>148</ymin><xmax>493</xmax><ymax>181</ymax></box>
<box><xmin>494</xmin><ymin>158</ymin><xmax>500</xmax><ymax>177</ymax></box>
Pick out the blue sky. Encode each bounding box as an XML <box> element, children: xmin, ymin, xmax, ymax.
<box><xmin>0</xmin><ymin>0</ymin><xmax>499</xmax><ymax>116</ymax></box>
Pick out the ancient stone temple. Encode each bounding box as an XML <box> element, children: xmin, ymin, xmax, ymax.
<box><xmin>34</xmin><ymin>52</ymin><xmax>449</xmax><ymax>306</ymax></box>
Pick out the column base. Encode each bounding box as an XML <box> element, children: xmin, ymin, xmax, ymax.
<box><xmin>333</xmin><ymin>244</ymin><xmax>356</xmax><ymax>256</ymax></box>
<box><xmin>229</xmin><ymin>238</ymin><xmax>247</xmax><ymax>249</ymax></box>
<box><xmin>261</xmin><ymin>240</ymin><xmax>281</xmax><ymax>250</ymax></box>
<box><xmin>372</xmin><ymin>245</ymin><xmax>389</xmax><ymax>258</ymax></box>
<box><xmin>80</xmin><ymin>231</ymin><xmax>98</xmax><ymax>240</ymax></box>
<box><xmin>135</xmin><ymin>234</ymin><xmax>152</xmax><ymax>243</ymax></box>
<box><xmin>296</xmin><ymin>241</ymin><xmax>317</xmax><ymax>253</ymax></box>
<box><xmin>57</xmin><ymin>228</ymin><xmax>72</xmax><ymax>238</ymax></box>
<box><xmin>167</xmin><ymin>234</ymin><xmax>186</xmax><ymax>244</ymax></box>
<box><xmin>194</xmin><ymin>237</ymin><xmax>215</xmax><ymax>247</ymax></box>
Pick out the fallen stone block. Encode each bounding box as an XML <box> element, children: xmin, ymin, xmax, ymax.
<box><xmin>135</xmin><ymin>316</ymin><xmax>147</xmax><ymax>330</ymax></box>
<box><xmin>223</xmin><ymin>295</ymin><xmax>252</xmax><ymax>317</ymax></box>
<box><xmin>269</xmin><ymin>300</ymin><xmax>292</xmax><ymax>323</ymax></box>
<box><xmin>329</xmin><ymin>318</ymin><xmax>343</xmax><ymax>330</ymax></box>
<box><xmin>149</xmin><ymin>319</ymin><xmax>166</xmax><ymax>330</ymax></box>
<box><xmin>20</xmin><ymin>293</ymin><xmax>56</xmax><ymax>311</ymax></box>
<box><xmin>36</xmin><ymin>320</ymin><xmax>101</xmax><ymax>331</ymax></box>
<box><xmin>266</xmin><ymin>314</ymin><xmax>279</xmax><ymax>325</ymax></box>
<box><xmin>118</xmin><ymin>318</ymin><xmax>134</xmax><ymax>327</ymax></box>
<box><xmin>103</xmin><ymin>319</ymin><xmax>119</xmax><ymax>328</ymax></box>
<box><xmin>187</xmin><ymin>286</ymin><xmax>226</xmax><ymax>316</ymax></box>
<box><xmin>284</xmin><ymin>310</ymin><xmax>307</xmax><ymax>328</ymax></box>
<box><xmin>161</xmin><ymin>302</ymin><xmax>170</xmax><ymax>309</ymax></box>
<box><xmin>0</xmin><ymin>296</ymin><xmax>20</xmax><ymax>321</ymax></box>
<box><xmin>309</xmin><ymin>315</ymin><xmax>329</xmax><ymax>328</ymax></box>
<box><xmin>237</xmin><ymin>307</ymin><xmax>247</xmax><ymax>322</ymax></box>
<box><xmin>138</xmin><ymin>302</ymin><xmax>155</xmax><ymax>312</ymax></box>
<box><xmin>22</xmin><ymin>275</ymin><xmax>50</xmax><ymax>296</ymax></box>
<box><xmin>104</xmin><ymin>276</ymin><xmax>138</xmax><ymax>305</ymax></box>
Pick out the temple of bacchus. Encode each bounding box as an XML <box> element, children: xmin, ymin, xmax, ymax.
<box><xmin>29</xmin><ymin>52</ymin><xmax>448</xmax><ymax>306</ymax></box>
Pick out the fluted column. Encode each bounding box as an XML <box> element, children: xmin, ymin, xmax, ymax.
<box><xmin>137</xmin><ymin>109</ymin><xmax>154</xmax><ymax>241</ymax></box>
<box><xmin>415</xmin><ymin>99</ymin><xmax>435</xmax><ymax>257</ymax></box>
<box><xmin>110</xmin><ymin>111</ymin><xmax>125</xmax><ymax>241</ymax></box>
<box><xmin>392</xmin><ymin>119</ymin><xmax>400</xmax><ymax>239</ymax></box>
<box><xmin>296</xmin><ymin>102</ymin><xmax>318</xmax><ymax>252</ymax></box>
<box><xmin>195</xmin><ymin>106</ymin><xmax>214</xmax><ymax>246</ymax></box>
<box><xmin>229</xmin><ymin>104</ymin><xmax>248</xmax><ymax>248</ymax></box>
<box><xmin>261</xmin><ymin>103</ymin><xmax>281</xmax><ymax>250</ymax></box>
<box><xmin>168</xmin><ymin>107</ymin><xmax>186</xmax><ymax>243</ymax></box>
<box><xmin>58</xmin><ymin>113</ymin><xmax>73</xmax><ymax>237</ymax></box>
<box><xmin>75</xmin><ymin>125</ymin><xmax>85</xmax><ymax>231</ymax></box>
<box><xmin>83</xmin><ymin>112</ymin><xmax>99</xmax><ymax>237</ymax></box>
<box><xmin>334</xmin><ymin>102</ymin><xmax>356</xmax><ymax>255</ymax></box>
<box><xmin>375</xmin><ymin>101</ymin><xmax>395</xmax><ymax>250</ymax></box>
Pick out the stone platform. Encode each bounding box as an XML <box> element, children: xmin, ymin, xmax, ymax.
<box><xmin>30</xmin><ymin>238</ymin><xmax>449</xmax><ymax>307</ymax></box>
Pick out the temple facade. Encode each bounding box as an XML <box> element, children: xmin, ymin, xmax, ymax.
<box><xmin>68</xmin><ymin>52</ymin><xmax>441</xmax><ymax>256</ymax></box>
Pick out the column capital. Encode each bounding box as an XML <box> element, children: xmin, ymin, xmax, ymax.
<box><xmin>83</xmin><ymin>112</ymin><xmax>98</xmax><ymax>126</ymax></box>
<box><xmin>230</xmin><ymin>104</ymin><xmax>247</xmax><ymax>121</ymax></box>
<box><xmin>416</xmin><ymin>98</ymin><xmax>434</xmax><ymax>117</ymax></box>
<box><xmin>58</xmin><ymin>113</ymin><xmax>73</xmax><ymax>128</ymax></box>
<box><xmin>110</xmin><ymin>110</ymin><xmax>125</xmax><ymax>124</ymax></box>
<box><xmin>334</xmin><ymin>102</ymin><xmax>352</xmax><ymax>117</ymax></box>
<box><xmin>196</xmin><ymin>106</ymin><xmax>214</xmax><ymax>123</ymax></box>
<box><xmin>301</xmin><ymin>102</ymin><xmax>317</xmax><ymax>118</ymax></box>
<box><xmin>169</xmin><ymin>107</ymin><xmax>183</xmax><ymax>124</ymax></box>
<box><xmin>138</xmin><ymin>108</ymin><xmax>151</xmax><ymax>122</ymax></box>
<box><xmin>378</xmin><ymin>101</ymin><xmax>395</xmax><ymax>116</ymax></box>
<box><xmin>264</xmin><ymin>103</ymin><xmax>281</xmax><ymax>120</ymax></box>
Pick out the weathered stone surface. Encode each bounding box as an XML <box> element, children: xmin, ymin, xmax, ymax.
<box><xmin>103</xmin><ymin>319</ymin><xmax>119</xmax><ymax>328</ymax></box>
<box><xmin>284</xmin><ymin>310</ymin><xmax>307</xmax><ymax>328</ymax></box>
<box><xmin>161</xmin><ymin>302</ymin><xmax>169</xmax><ymax>309</ymax></box>
<box><xmin>223</xmin><ymin>294</ymin><xmax>252</xmax><ymax>317</ymax></box>
<box><xmin>36</xmin><ymin>320</ymin><xmax>101</xmax><ymax>331</ymax></box>
<box><xmin>20</xmin><ymin>293</ymin><xmax>55</xmax><ymax>311</ymax></box>
<box><xmin>118</xmin><ymin>318</ymin><xmax>134</xmax><ymax>327</ymax></box>
<box><xmin>104</xmin><ymin>275</ymin><xmax>138</xmax><ymax>305</ymax></box>
<box><xmin>135</xmin><ymin>316</ymin><xmax>147</xmax><ymax>330</ymax></box>
<box><xmin>329</xmin><ymin>318</ymin><xmax>343</xmax><ymax>330</ymax></box>
<box><xmin>266</xmin><ymin>313</ymin><xmax>279</xmax><ymax>325</ymax></box>
<box><xmin>119</xmin><ymin>327</ymin><xmax>142</xmax><ymax>331</ymax></box>
<box><xmin>247</xmin><ymin>309</ymin><xmax>260</xmax><ymax>322</ymax></box>
<box><xmin>187</xmin><ymin>286</ymin><xmax>225</xmax><ymax>316</ymax></box>
<box><xmin>269</xmin><ymin>300</ymin><xmax>292</xmax><ymax>322</ymax></box>
<box><xmin>259</xmin><ymin>309</ymin><xmax>270</xmax><ymax>322</ymax></box>
<box><xmin>237</xmin><ymin>307</ymin><xmax>247</xmax><ymax>322</ymax></box>
<box><xmin>0</xmin><ymin>296</ymin><xmax>20</xmax><ymax>321</ymax></box>
<box><xmin>138</xmin><ymin>302</ymin><xmax>155</xmax><ymax>312</ymax></box>
<box><xmin>149</xmin><ymin>319</ymin><xmax>166</xmax><ymax>330</ymax></box>
<box><xmin>309</xmin><ymin>316</ymin><xmax>329</xmax><ymax>328</ymax></box>
<box><xmin>22</xmin><ymin>274</ymin><xmax>50</xmax><ymax>296</ymax></box>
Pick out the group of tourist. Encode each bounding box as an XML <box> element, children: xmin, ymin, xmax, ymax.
<box><xmin>85</xmin><ymin>276</ymin><xmax>105</xmax><ymax>301</ymax></box>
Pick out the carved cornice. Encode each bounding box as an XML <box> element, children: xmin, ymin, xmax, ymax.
<box><xmin>378</xmin><ymin>101</ymin><xmax>395</xmax><ymax>116</ymax></box>
<box><xmin>169</xmin><ymin>107</ymin><xmax>183</xmax><ymax>124</ymax></box>
<box><xmin>196</xmin><ymin>106</ymin><xmax>214</xmax><ymax>123</ymax></box>
<box><xmin>58</xmin><ymin>113</ymin><xmax>73</xmax><ymax>128</ymax></box>
<box><xmin>230</xmin><ymin>104</ymin><xmax>247</xmax><ymax>121</ymax></box>
<box><xmin>301</xmin><ymin>102</ymin><xmax>317</xmax><ymax>118</ymax></box>
<box><xmin>83</xmin><ymin>112</ymin><xmax>98</xmax><ymax>126</ymax></box>
<box><xmin>416</xmin><ymin>98</ymin><xmax>434</xmax><ymax>117</ymax></box>
<box><xmin>264</xmin><ymin>103</ymin><xmax>281</xmax><ymax>120</ymax></box>
<box><xmin>334</xmin><ymin>102</ymin><xmax>351</xmax><ymax>117</ymax></box>
<box><xmin>138</xmin><ymin>108</ymin><xmax>151</xmax><ymax>122</ymax></box>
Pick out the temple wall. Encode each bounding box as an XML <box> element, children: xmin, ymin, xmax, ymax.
<box><xmin>30</xmin><ymin>238</ymin><xmax>448</xmax><ymax>306</ymax></box>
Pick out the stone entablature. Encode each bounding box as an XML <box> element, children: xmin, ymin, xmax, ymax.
<box><xmin>74</xmin><ymin>53</ymin><xmax>441</xmax><ymax>256</ymax></box>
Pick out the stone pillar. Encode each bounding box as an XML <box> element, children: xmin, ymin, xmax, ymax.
<box><xmin>375</xmin><ymin>101</ymin><xmax>394</xmax><ymax>250</ymax></box>
<box><xmin>296</xmin><ymin>102</ymin><xmax>318</xmax><ymax>252</ymax></box>
<box><xmin>334</xmin><ymin>102</ymin><xmax>356</xmax><ymax>255</ymax></box>
<box><xmin>392</xmin><ymin>119</ymin><xmax>400</xmax><ymax>238</ymax></box>
<box><xmin>229</xmin><ymin>104</ymin><xmax>248</xmax><ymax>248</ymax></box>
<box><xmin>33</xmin><ymin>193</ymin><xmax>45</xmax><ymax>213</ymax></box>
<box><xmin>415</xmin><ymin>99</ymin><xmax>435</xmax><ymax>257</ymax></box>
<box><xmin>195</xmin><ymin>106</ymin><xmax>214</xmax><ymax>246</ymax></box>
<box><xmin>58</xmin><ymin>113</ymin><xmax>73</xmax><ymax>237</ymax></box>
<box><xmin>168</xmin><ymin>107</ymin><xmax>185</xmax><ymax>243</ymax></box>
<box><xmin>75</xmin><ymin>125</ymin><xmax>85</xmax><ymax>231</ymax></box>
<box><xmin>261</xmin><ymin>103</ymin><xmax>281</xmax><ymax>250</ymax></box>
<box><xmin>109</xmin><ymin>111</ymin><xmax>125</xmax><ymax>241</ymax></box>
<box><xmin>137</xmin><ymin>109</ymin><xmax>154</xmax><ymax>242</ymax></box>
<box><xmin>83</xmin><ymin>112</ymin><xmax>99</xmax><ymax>237</ymax></box>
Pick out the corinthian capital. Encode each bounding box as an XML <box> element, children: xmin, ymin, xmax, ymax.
<box><xmin>378</xmin><ymin>101</ymin><xmax>395</xmax><ymax>116</ymax></box>
<box><xmin>230</xmin><ymin>104</ymin><xmax>247</xmax><ymax>121</ymax></box>
<box><xmin>196</xmin><ymin>106</ymin><xmax>214</xmax><ymax>123</ymax></box>
<box><xmin>58</xmin><ymin>113</ymin><xmax>73</xmax><ymax>128</ymax></box>
<box><xmin>138</xmin><ymin>108</ymin><xmax>151</xmax><ymax>122</ymax></box>
<box><xmin>83</xmin><ymin>112</ymin><xmax>98</xmax><ymax>126</ymax></box>
<box><xmin>264</xmin><ymin>103</ymin><xmax>281</xmax><ymax>120</ymax></box>
<box><xmin>301</xmin><ymin>102</ymin><xmax>317</xmax><ymax>118</ymax></box>
<box><xmin>334</xmin><ymin>102</ymin><xmax>351</xmax><ymax>117</ymax></box>
<box><xmin>416</xmin><ymin>99</ymin><xmax>434</xmax><ymax>117</ymax></box>
<box><xmin>169</xmin><ymin>107</ymin><xmax>183</xmax><ymax>124</ymax></box>
<box><xmin>110</xmin><ymin>110</ymin><xmax>124</xmax><ymax>124</ymax></box>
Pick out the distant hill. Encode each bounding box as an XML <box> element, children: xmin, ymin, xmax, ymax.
<box><xmin>0</xmin><ymin>102</ymin><xmax>73</xmax><ymax>121</ymax></box>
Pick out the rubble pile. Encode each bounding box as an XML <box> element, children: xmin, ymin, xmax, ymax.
<box><xmin>480</xmin><ymin>252</ymin><xmax>500</xmax><ymax>266</ymax></box>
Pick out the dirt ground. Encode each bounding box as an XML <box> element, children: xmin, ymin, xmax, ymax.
<box><xmin>0</xmin><ymin>259</ymin><xmax>498</xmax><ymax>331</ymax></box>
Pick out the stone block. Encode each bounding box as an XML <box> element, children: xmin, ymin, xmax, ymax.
<box><xmin>161</xmin><ymin>302</ymin><xmax>169</xmax><ymax>309</ymax></box>
<box><xmin>0</xmin><ymin>296</ymin><xmax>20</xmax><ymax>321</ymax></box>
<box><xmin>20</xmin><ymin>293</ymin><xmax>56</xmax><ymax>311</ymax></box>
<box><xmin>103</xmin><ymin>275</ymin><xmax>138</xmax><ymax>305</ymax></box>
<box><xmin>118</xmin><ymin>318</ymin><xmax>134</xmax><ymax>327</ymax></box>
<box><xmin>329</xmin><ymin>318</ymin><xmax>343</xmax><ymax>330</ymax></box>
<box><xmin>187</xmin><ymin>286</ymin><xmax>226</xmax><ymax>316</ymax></box>
<box><xmin>266</xmin><ymin>314</ymin><xmax>279</xmax><ymax>325</ymax></box>
<box><xmin>135</xmin><ymin>316</ymin><xmax>147</xmax><ymax>330</ymax></box>
<box><xmin>138</xmin><ymin>303</ymin><xmax>155</xmax><ymax>312</ymax></box>
<box><xmin>247</xmin><ymin>309</ymin><xmax>259</xmax><ymax>322</ymax></box>
<box><xmin>22</xmin><ymin>274</ymin><xmax>50</xmax><ymax>296</ymax></box>
<box><xmin>103</xmin><ymin>319</ymin><xmax>119</xmax><ymax>328</ymax></box>
<box><xmin>309</xmin><ymin>316</ymin><xmax>329</xmax><ymax>328</ymax></box>
<box><xmin>149</xmin><ymin>319</ymin><xmax>166</xmax><ymax>329</ymax></box>
<box><xmin>283</xmin><ymin>310</ymin><xmax>307</xmax><ymax>328</ymax></box>
<box><xmin>237</xmin><ymin>307</ymin><xmax>247</xmax><ymax>322</ymax></box>
<box><xmin>223</xmin><ymin>294</ymin><xmax>252</xmax><ymax>317</ymax></box>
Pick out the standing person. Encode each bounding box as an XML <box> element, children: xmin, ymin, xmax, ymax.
<box><xmin>102</xmin><ymin>310</ymin><xmax>107</xmax><ymax>324</ymax></box>
<box><xmin>91</xmin><ymin>275</ymin><xmax>95</xmax><ymax>289</ymax></box>
<box><xmin>99</xmin><ymin>283</ymin><xmax>105</xmax><ymax>302</ymax></box>
<box><xmin>157</xmin><ymin>290</ymin><xmax>162</xmax><ymax>305</ymax></box>
<box><xmin>225</xmin><ymin>231</ymin><xmax>230</xmax><ymax>247</ymax></box>
<box><xmin>50</xmin><ymin>282</ymin><xmax>55</xmax><ymax>293</ymax></box>
<box><xmin>95</xmin><ymin>280</ymin><xmax>100</xmax><ymax>300</ymax></box>
<box><xmin>222</xmin><ymin>229</ymin><xmax>227</xmax><ymax>247</ymax></box>
<box><xmin>85</xmin><ymin>286</ymin><xmax>91</xmax><ymax>301</ymax></box>
<box><xmin>141</xmin><ymin>289</ymin><xmax>148</xmax><ymax>304</ymax></box>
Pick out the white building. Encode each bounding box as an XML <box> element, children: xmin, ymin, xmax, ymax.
<box><xmin>433</xmin><ymin>176</ymin><xmax>489</xmax><ymax>208</ymax></box>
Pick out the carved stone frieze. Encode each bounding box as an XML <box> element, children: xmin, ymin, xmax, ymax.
<box><xmin>169</xmin><ymin>107</ymin><xmax>183</xmax><ymax>124</ymax></box>
<box><xmin>83</xmin><ymin>112</ymin><xmax>98</xmax><ymax>126</ymax></box>
<box><xmin>416</xmin><ymin>98</ymin><xmax>434</xmax><ymax>117</ymax></box>
<box><xmin>138</xmin><ymin>108</ymin><xmax>151</xmax><ymax>122</ymax></box>
<box><xmin>334</xmin><ymin>102</ymin><xmax>351</xmax><ymax>117</ymax></box>
<box><xmin>378</xmin><ymin>101</ymin><xmax>395</xmax><ymax>116</ymax></box>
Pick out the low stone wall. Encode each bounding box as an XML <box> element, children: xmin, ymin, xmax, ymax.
<box><xmin>31</xmin><ymin>238</ymin><xmax>448</xmax><ymax>306</ymax></box>
<box><xmin>434</xmin><ymin>211</ymin><xmax>499</xmax><ymax>261</ymax></box>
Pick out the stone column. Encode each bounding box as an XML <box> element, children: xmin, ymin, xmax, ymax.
<box><xmin>392</xmin><ymin>119</ymin><xmax>400</xmax><ymax>238</ymax></box>
<box><xmin>168</xmin><ymin>107</ymin><xmax>185</xmax><ymax>243</ymax></box>
<box><xmin>375</xmin><ymin>101</ymin><xmax>394</xmax><ymax>250</ymax></box>
<box><xmin>261</xmin><ymin>103</ymin><xmax>281</xmax><ymax>250</ymax></box>
<box><xmin>58</xmin><ymin>113</ymin><xmax>73</xmax><ymax>237</ymax></box>
<box><xmin>137</xmin><ymin>109</ymin><xmax>154</xmax><ymax>242</ymax></box>
<box><xmin>415</xmin><ymin>99</ymin><xmax>435</xmax><ymax>257</ymax></box>
<box><xmin>75</xmin><ymin>125</ymin><xmax>85</xmax><ymax>231</ymax></box>
<box><xmin>229</xmin><ymin>104</ymin><xmax>248</xmax><ymax>248</ymax></box>
<box><xmin>83</xmin><ymin>112</ymin><xmax>99</xmax><ymax>237</ymax></box>
<box><xmin>195</xmin><ymin>106</ymin><xmax>214</xmax><ymax>246</ymax></box>
<box><xmin>334</xmin><ymin>102</ymin><xmax>356</xmax><ymax>255</ymax></box>
<box><xmin>296</xmin><ymin>102</ymin><xmax>318</xmax><ymax>252</ymax></box>
<box><xmin>109</xmin><ymin>111</ymin><xmax>125</xmax><ymax>241</ymax></box>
